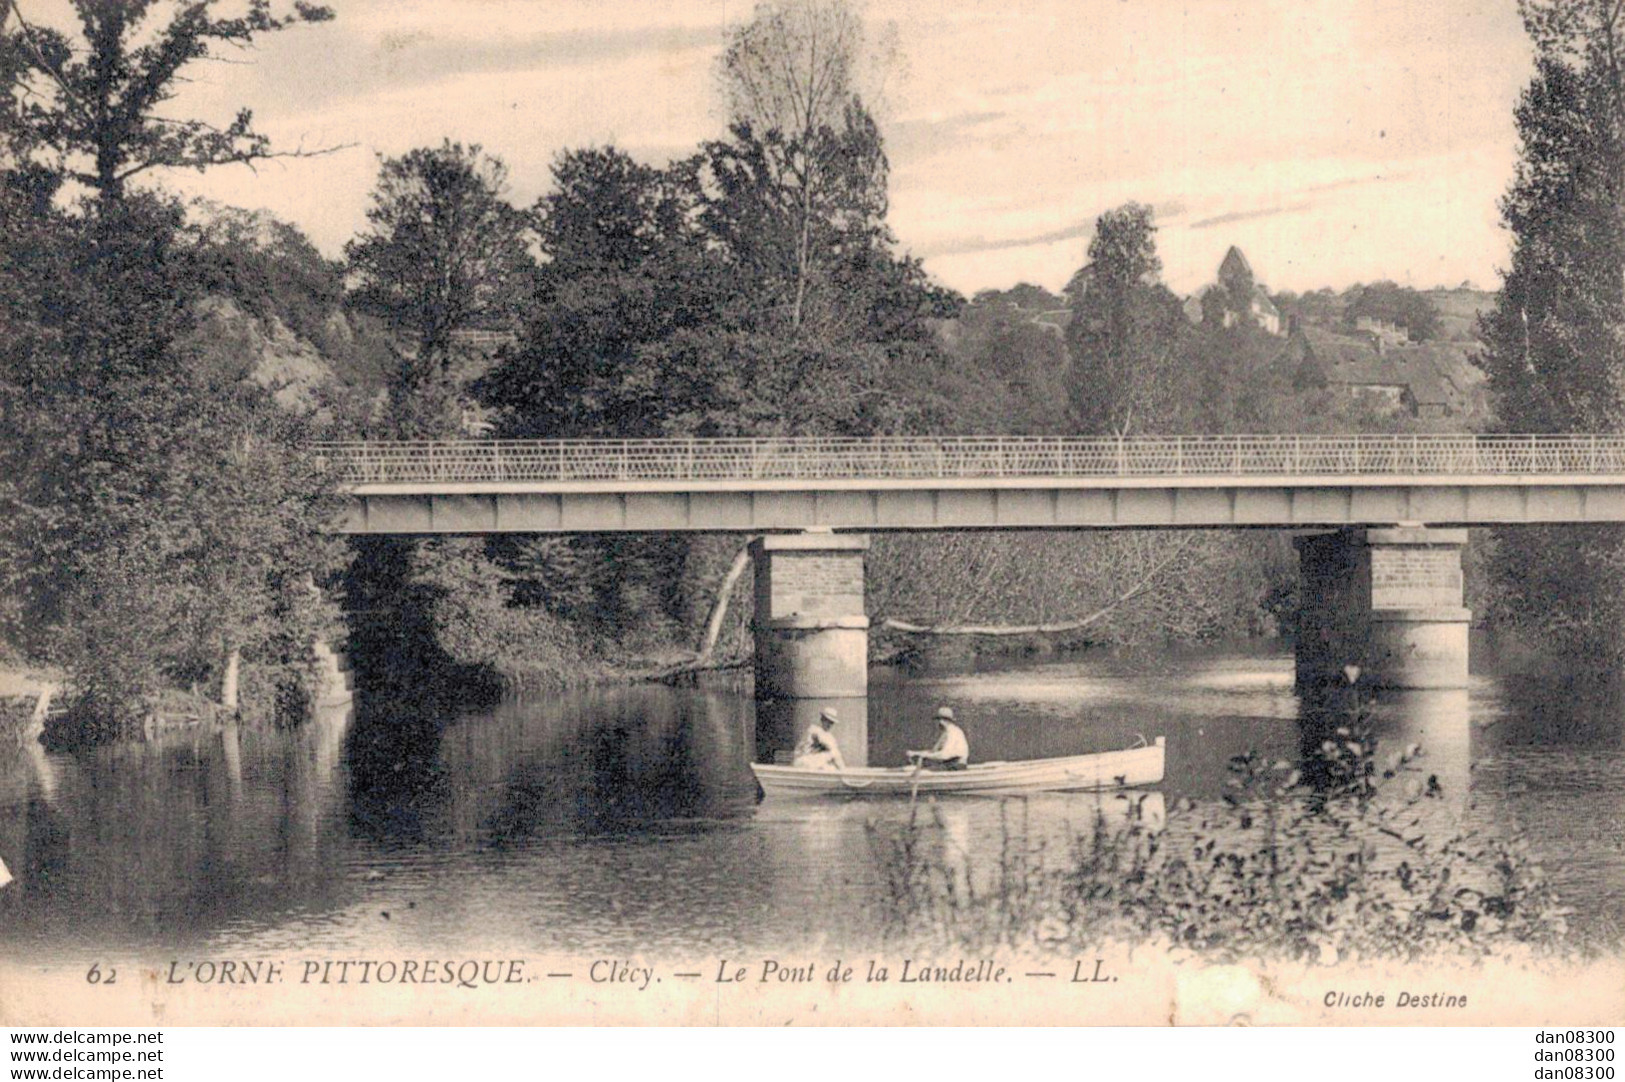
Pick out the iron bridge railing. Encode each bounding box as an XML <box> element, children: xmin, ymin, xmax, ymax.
<box><xmin>313</xmin><ymin>434</ymin><xmax>1625</xmax><ymax>486</ymax></box>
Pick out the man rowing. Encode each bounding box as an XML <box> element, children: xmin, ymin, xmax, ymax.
<box><xmin>909</xmin><ymin>706</ymin><xmax>970</xmax><ymax>770</ymax></box>
<box><xmin>792</xmin><ymin>707</ymin><xmax>847</xmax><ymax>771</ymax></box>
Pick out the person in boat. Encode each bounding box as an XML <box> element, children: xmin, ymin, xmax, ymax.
<box><xmin>792</xmin><ymin>707</ymin><xmax>847</xmax><ymax>771</ymax></box>
<box><xmin>910</xmin><ymin>706</ymin><xmax>969</xmax><ymax>770</ymax></box>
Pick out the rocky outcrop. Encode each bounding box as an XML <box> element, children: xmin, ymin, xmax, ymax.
<box><xmin>189</xmin><ymin>295</ymin><xmax>338</xmax><ymax>412</ymax></box>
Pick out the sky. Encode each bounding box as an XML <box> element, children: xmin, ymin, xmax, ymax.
<box><xmin>60</xmin><ymin>0</ymin><xmax>1538</xmax><ymax>297</ymax></box>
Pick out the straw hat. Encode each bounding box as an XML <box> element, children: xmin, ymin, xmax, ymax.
<box><xmin>820</xmin><ymin>707</ymin><xmax>840</xmax><ymax>725</ymax></box>
<box><xmin>935</xmin><ymin>706</ymin><xmax>956</xmax><ymax>722</ymax></box>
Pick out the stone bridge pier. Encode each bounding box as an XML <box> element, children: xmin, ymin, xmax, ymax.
<box><xmin>1294</xmin><ymin>527</ymin><xmax>1471</xmax><ymax>690</ymax></box>
<box><xmin>750</xmin><ymin>532</ymin><xmax>870</xmax><ymax>765</ymax></box>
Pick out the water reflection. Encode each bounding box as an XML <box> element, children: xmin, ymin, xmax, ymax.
<box><xmin>446</xmin><ymin>688</ymin><xmax>757</xmax><ymax>844</ymax></box>
<box><xmin>21</xmin><ymin>728</ymin><xmax>59</xmax><ymax>807</ymax></box>
<box><xmin>345</xmin><ymin>704</ymin><xmax>451</xmax><ymax>847</ymax></box>
<box><xmin>0</xmin><ymin>642</ymin><xmax>1618</xmax><ymax>960</ymax></box>
<box><xmin>0</xmin><ymin>705</ymin><xmax>355</xmax><ymax>956</ymax></box>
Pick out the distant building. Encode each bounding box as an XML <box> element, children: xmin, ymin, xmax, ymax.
<box><xmin>1354</xmin><ymin>315</ymin><xmax>1409</xmax><ymax>349</ymax></box>
<box><xmin>1284</xmin><ymin>324</ymin><xmax>1468</xmax><ymax>419</ymax></box>
<box><xmin>1184</xmin><ymin>246</ymin><xmax>1283</xmax><ymax>335</ymax></box>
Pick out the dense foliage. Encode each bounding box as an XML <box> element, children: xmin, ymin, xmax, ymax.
<box><xmin>0</xmin><ymin>2</ymin><xmax>346</xmax><ymax>740</ymax></box>
<box><xmin>1478</xmin><ymin>1</ymin><xmax>1625</xmax><ymax>660</ymax></box>
<box><xmin>470</xmin><ymin>8</ymin><xmax>957</xmax><ymax>658</ymax></box>
<box><xmin>1342</xmin><ymin>282</ymin><xmax>1442</xmax><ymax>342</ymax></box>
<box><xmin>346</xmin><ymin>142</ymin><xmax>534</xmax><ymax>404</ymax></box>
<box><xmin>1064</xmin><ymin>203</ymin><xmax>1188</xmax><ymax>435</ymax></box>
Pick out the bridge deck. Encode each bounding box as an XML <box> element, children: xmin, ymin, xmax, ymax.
<box><xmin>318</xmin><ymin>435</ymin><xmax>1625</xmax><ymax>533</ymax></box>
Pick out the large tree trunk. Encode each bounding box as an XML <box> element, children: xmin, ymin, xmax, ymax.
<box><xmin>651</xmin><ymin>541</ymin><xmax>755</xmax><ymax>683</ymax></box>
<box><xmin>29</xmin><ymin>682</ymin><xmax>58</xmax><ymax>727</ymax></box>
<box><xmin>697</xmin><ymin>542</ymin><xmax>754</xmax><ymax>660</ymax></box>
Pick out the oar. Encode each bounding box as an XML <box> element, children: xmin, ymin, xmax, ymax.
<box><xmin>906</xmin><ymin>752</ymin><xmax>928</xmax><ymax>808</ymax></box>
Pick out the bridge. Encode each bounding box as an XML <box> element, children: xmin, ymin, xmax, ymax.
<box><xmin>320</xmin><ymin>434</ymin><xmax>1625</xmax><ymax>534</ymax></box>
<box><xmin>318</xmin><ymin>434</ymin><xmax>1625</xmax><ymax>710</ymax></box>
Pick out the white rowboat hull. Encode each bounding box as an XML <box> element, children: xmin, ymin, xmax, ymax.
<box><xmin>751</xmin><ymin>737</ymin><xmax>1165</xmax><ymax>798</ymax></box>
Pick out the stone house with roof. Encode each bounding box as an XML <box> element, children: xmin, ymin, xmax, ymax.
<box><xmin>1285</xmin><ymin>323</ymin><xmax>1476</xmax><ymax>419</ymax></box>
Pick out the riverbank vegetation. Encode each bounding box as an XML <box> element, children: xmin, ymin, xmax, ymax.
<box><xmin>866</xmin><ymin>695</ymin><xmax>1585</xmax><ymax>963</ymax></box>
<box><xmin>0</xmin><ymin>1</ymin><xmax>348</xmax><ymax>742</ymax></box>
<box><xmin>2</xmin><ymin>0</ymin><xmax>1621</xmax><ymax>744</ymax></box>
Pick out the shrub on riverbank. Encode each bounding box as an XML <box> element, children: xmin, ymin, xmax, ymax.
<box><xmin>352</xmin><ymin>536</ymin><xmax>601</xmax><ymax>692</ymax></box>
<box><xmin>867</xmin><ymin>719</ymin><xmax>1577</xmax><ymax>964</ymax></box>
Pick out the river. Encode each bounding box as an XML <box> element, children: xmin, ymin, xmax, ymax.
<box><xmin>1</xmin><ymin>640</ymin><xmax>1620</xmax><ymax>963</ymax></box>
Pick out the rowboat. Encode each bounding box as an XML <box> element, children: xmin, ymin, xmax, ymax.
<box><xmin>751</xmin><ymin>737</ymin><xmax>1164</xmax><ymax>799</ymax></box>
<box><xmin>751</xmin><ymin>789</ymin><xmax>1167</xmax><ymax>830</ymax></box>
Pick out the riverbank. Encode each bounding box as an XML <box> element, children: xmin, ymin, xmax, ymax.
<box><xmin>0</xmin><ymin>667</ymin><xmax>58</xmax><ymax>751</ymax></box>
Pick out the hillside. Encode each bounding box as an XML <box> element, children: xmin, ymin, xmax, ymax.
<box><xmin>1424</xmin><ymin>287</ymin><xmax>1496</xmax><ymax>343</ymax></box>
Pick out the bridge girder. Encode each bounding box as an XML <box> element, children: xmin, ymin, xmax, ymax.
<box><xmin>336</xmin><ymin>479</ymin><xmax>1625</xmax><ymax>533</ymax></box>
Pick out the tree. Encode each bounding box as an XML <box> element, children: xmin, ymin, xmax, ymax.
<box><xmin>700</xmin><ymin>3</ymin><xmax>958</xmax><ymax>436</ymax></box>
<box><xmin>479</xmin><ymin>148</ymin><xmax>729</xmax><ymax>439</ymax></box>
<box><xmin>1480</xmin><ymin>58</ymin><xmax>1625</xmax><ymax>430</ymax></box>
<box><xmin>698</xmin><ymin>113</ymin><xmax>955</xmax><ymax>434</ymax></box>
<box><xmin>1520</xmin><ymin>0</ymin><xmax>1625</xmax><ymax>133</ymax></box>
<box><xmin>935</xmin><ymin>291</ymin><xmax>1072</xmax><ymax>434</ymax></box>
<box><xmin>0</xmin><ymin>190</ymin><xmax>345</xmax><ymax>738</ymax></box>
<box><xmin>0</xmin><ymin>0</ymin><xmax>336</xmax><ymax>207</ymax></box>
<box><xmin>485</xmin><ymin>123</ymin><xmax>953</xmax><ymax>442</ymax></box>
<box><xmin>476</xmin><ymin>4</ymin><xmax>957</xmax><ymax>667</ymax></box>
<box><xmin>1064</xmin><ymin>203</ymin><xmax>1189</xmax><ymax>434</ymax></box>
<box><xmin>0</xmin><ymin>2</ymin><xmax>347</xmax><ymax>741</ymax></box>
<box><xmin>701</xmin><ymin>107</ymin><xmax>883</xmax><ymax>337</ymax></box>
<box><xmin>469</xmin><ymin>149</ymin><xmax>728</xmax><ymax>649</ymax></box>
<box><xmin>998</xmin><ymin>282</ymin><xmax>1066</xmax><ymax>312</ymax></box>
<box><xmin>1477</xmin><ymin>8</ymin><xmax>1625</xmax><ymax>660</ymax></box>
<box><xmin>714</xmin><ymin>0</ymin><xmax>895</xmax><ymax>335</ymax></box>
<box><xmin>697</xmin><ymin>104</ymin><xmax>956</xmax><ymax>434</ymax></box>
<box><xmin>1343</xmin><ymin>281</ymin><xmax>1442</xmax><ymax>342</ymax></box>
<box><xmin>345</xmin><ymin>141</ymin><xmax>534</xmax><ymax>411</ymax></box>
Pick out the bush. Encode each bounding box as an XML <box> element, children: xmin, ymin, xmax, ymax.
<box><xmin>407</xmin><ymin>538</ymin><xmax>590</xmax><ymax>688</ymax></box>
<box><xmin>868</xmin><ymin>703</ymin><xmax>1574</xmax><ymax>964</ymax></box>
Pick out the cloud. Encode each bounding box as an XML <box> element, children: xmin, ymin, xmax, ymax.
<box><xmin>150</xmin><ymin>0</ymin><xmax>1529</xmax><ymax>296</ymax></box>
<box><xmin>373</xmin><ymin>23</ymin><xmax>723</xmax><ymax>79</ymax></box>
<box><xmin>1301</xmin><ymin>169</ymin><xmax>1417</xmax><ymax>195</ymax></box>
<box><xmin>1181</xmin><ymin>171</ymin><xmax>1412</xmax><ymax>232</ymax></box>
<box><xmin>886</xmin><ymin>110</ymin><xmax>1010</xmax><ymax>159</ymax></box>
<box><xmin>1189</xmin><ymin>202</ymin><xmax>1315</xmax><ymax>230</ymax></box>
<box><xmin>918</xmin><ymin>218</ymin><xmax>1096</xmax><ymax>259</ymax></box>
<box><xmin>246</xmin><ymin>20</ymin><xmax>726</xmax><ymax>120</ymax></box>
<box><xmin>910</xmin><ymin>198</ymin><xmax>1182</xmax><ymax>261</ymax></box>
